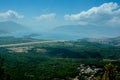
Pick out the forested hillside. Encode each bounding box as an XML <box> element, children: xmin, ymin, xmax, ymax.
<box><xmin>0</xmin><ymin>37</ymin><xmax>120</xmax><ymax>80</ymax></box>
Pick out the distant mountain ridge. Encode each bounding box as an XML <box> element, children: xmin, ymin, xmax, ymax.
<box><xmin>53</xmin><ymin>25</ymin><xmax>120</xmax><ymax>38</ymax></box>
<box><xmin>0</xmin><ymin>21</ymin><xmax>28</xmax><ymax>33</ymax></box>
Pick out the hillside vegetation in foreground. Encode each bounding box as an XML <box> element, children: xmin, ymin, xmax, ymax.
<box><xmin>0</xmin><ymin>37</ymin><xmax>120</xmax><ymax>80</ymax></box>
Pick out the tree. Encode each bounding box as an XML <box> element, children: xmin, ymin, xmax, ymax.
<box><xmin>0</xmin><ymin>57</ymin><xmax>12</xmax><ymax>80</ymax></box>
<box><xmin>0</xmin><ymin>57</ymin><xmax>4</xmax><ymax>80</ymax></box>
<box><xmin>102</xmin><ymin>63</ymin><xmax>117</xmax><ymax>80</ymax></box>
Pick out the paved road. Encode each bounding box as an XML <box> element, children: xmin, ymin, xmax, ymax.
<box><xmin>0</xmin><ymin>40</ymin><xmax>67</xmax><ymax>47</ymax></box>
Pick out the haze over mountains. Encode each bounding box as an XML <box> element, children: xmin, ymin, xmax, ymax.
<box><xmin>0</xmin><ymin>2</ymin><xmax>120</xmax><ymax>40</ymax></box>
<box><xmin>53</xmin><ymin>25</ymin><xmax>120</xmax><ymax>38</ymax></box>
<box><xmin>0</xmin><ymin>21</ymin><xmax>120</xmax><ymax>40</ymax></box>
<box><xmin>0</xmin><ymin>21</ymin><xmax>28</xmax><ymax>33</ymax></box>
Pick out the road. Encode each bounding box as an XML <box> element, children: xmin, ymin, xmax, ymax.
<box><xmin>0</xmin><ymin>40</ymin><xmax>67</xmax><ymax>47</ymax></box>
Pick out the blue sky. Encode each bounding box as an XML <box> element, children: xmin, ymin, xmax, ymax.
<box><xmin>0</xmin><ymin>0</ymin><xmax>118</xmax><ymax>15</ymax></box>
<box><xmin>0</xmin><ymin>0</ymin><xmax>120</xmax><ymax>30</ymax></box>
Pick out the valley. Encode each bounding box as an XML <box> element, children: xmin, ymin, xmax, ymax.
<box><xmin>1</xmin><ymin>1</ymin><xmax>120</xmax><ymax>80</ymax></box>
<box><xmin>0</xmin><ymin>36</ymin><xmax>120</xmax><ymax>80</ymax></box>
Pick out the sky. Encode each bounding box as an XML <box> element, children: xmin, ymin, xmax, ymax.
<box><xmin>0</xmin><ymin>0</ymin><xmax>120</xmax><ymax>30</ymax></box>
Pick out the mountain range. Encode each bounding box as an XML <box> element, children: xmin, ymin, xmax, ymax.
<box><xmin>53</xmin><ymin>25</ymin><xmax>120</xmax><ymax>39</ymax></box>
<box><xmin>0</xmin><ymin>21</ymin><xmax>120</xmax><ymax>40</ymax></box>
<box><xmin>0</xmin><ymin>21</ymin><xmax>28</xmax><ymax>33</ymax></box>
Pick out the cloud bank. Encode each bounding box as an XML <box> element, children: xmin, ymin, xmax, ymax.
<box><xmin>35</xmin><ymin>13</ymin><xmax>56</xmax><ymax>21</ymax></box>
<box><xmin>0</xmin><ymin>10</ymin><xmax>24</xmax><ymax>21</ymax></box>
<box><xmin>64</xmin><ymin>2</ymin><xmax>120</xmax><ymax>26</ymax></box>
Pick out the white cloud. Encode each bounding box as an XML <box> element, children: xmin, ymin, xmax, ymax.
<box><xmin>0</xmin><ymin>10</ymin><xmax>24</xmax><ymax>21</ymax></box>
<box><xmin>64</xmin><ymin>2</ymin><xmax>120</xmax><ymax>26</ymax></box>
<box><xmin>35</xmin><ymin>13</ymin><xmax>56</xmax><ymax>20</ymax></box>
<box><xmin>78</xmin><ymin>21</ymin><xmax>88</xmax><ymax>25</ymax></box>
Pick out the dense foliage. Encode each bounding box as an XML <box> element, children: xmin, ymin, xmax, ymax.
<box><xmin>0</xmin><ymin>37</ymin><xmax>120</xmax><ymax>80</ymax></box>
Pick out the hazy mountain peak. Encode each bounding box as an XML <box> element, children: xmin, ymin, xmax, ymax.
<box><xmin>0</xmin><ymin>21</ymin><xmax>28</xmax><ymax>33</ymax></box>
